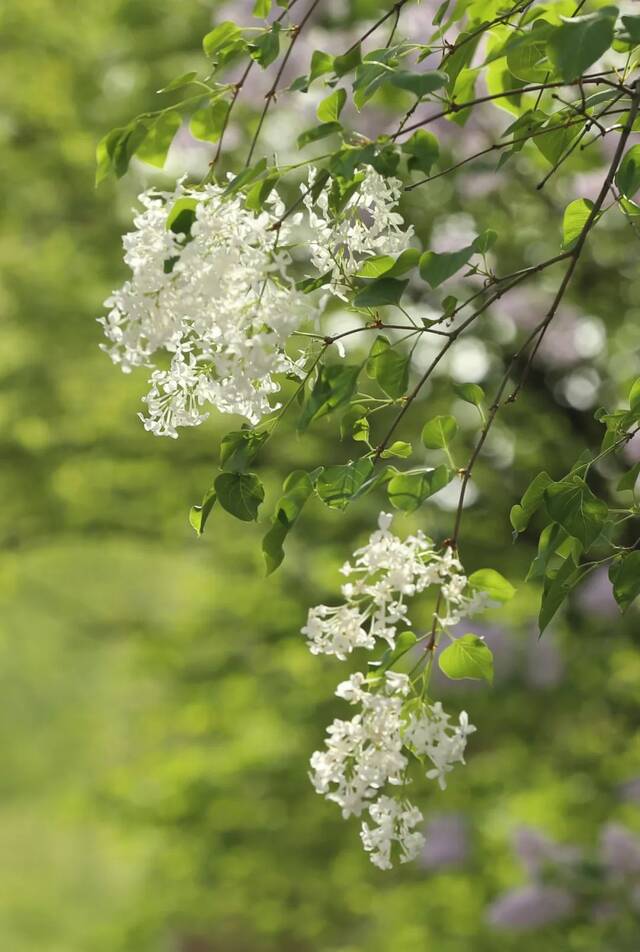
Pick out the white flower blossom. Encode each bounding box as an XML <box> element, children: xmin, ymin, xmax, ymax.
<box><xmin>302</xmin><ymin>166</ymin><xmax>414</xmax><ymax>300</ymax></box>
<box><xmin>360</xmin><ymin>795</ymin><xmax>425</xmax><ymax>870</ymax></box>
<box><xmin>100</xmin><ymin>180</ymin><xmax>315</xmax><ymax>436</ymax></box>
<box><xmin>301</xmin><ymin>512</ymin><xmax>487</xmax><ymax>658</ymax></box>
<box><xmin>404</xmin><ymin>703</ymin><xmax>476</xmax><ymax>791</ymax></box>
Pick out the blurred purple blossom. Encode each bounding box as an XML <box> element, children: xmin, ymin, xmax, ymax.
<box><xmin>487</xmin><ymin>885</ymin><xmax>575</xmax><ymax>930</ymax></box>
<box><xmin>420</xmin><ymin>813</ymin><xmax>469</xmax><ymax>869</ymax></box>
<box><xmin>514</xmin><ymin>826</ymin><xmax>580</xmax><ymax>878</ymax></box>
<box><xmin>600</xmin><ymin>823</ymin><xmax>640</xmax><ymax>878</ymax></box>
<box><xmin>577</xmin><ymin>565</ymin><xmax>619</xmax><ymax>619</ymax></box>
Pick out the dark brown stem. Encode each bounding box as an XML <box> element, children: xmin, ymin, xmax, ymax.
<box><xmin>344</xmin><ymin>0</ymin><xmax>409</xmax><ymax>56</ymax></box>
<box><xmin>450</xmin><ymin>81</ymin><xmax>640</xmax><ymax>547</ymax></box>
<box><xmin>393</xmin><ymin>72</ymin><xmax>622</xmax><ymax>140</ymax></box>
<box><xmin>245</xmin><ymin>0</ymin><xmax>322</xmax><ymax>167</ymax></box>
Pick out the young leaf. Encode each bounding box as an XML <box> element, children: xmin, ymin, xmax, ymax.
<box><xmin>387</xmin><ymin>466</ymin><xmax>452</xmax><ymax>511</ymax></box>
<box><xmin>135</xmin><ymin>110</ymin><xmax>181</xmax><ymax>168</ymax></box>
<box><xmin>419</xmin><ymin>243</ymin><xmax>476</xmax><ymax>288</ymax></box>
<box><xmin>353</xmin><ymin>277</ymin><xmax>408</xmax><ymax>308</ymax></box>
<box><xmin>203</xmin><ymin>21</ymin><xmax>246</xmax><ymax>65</ymax></box>
<box><xmin>617</xmin><ymin>461</ymin><xmax>640</xmax><ymax>492</ymax></box>
<box><xmin>468</xmin><ymin>568</ymin><xmax>515</xmax><ymax>602</ymax></box>
<box><xmin>366</xmin><ymin>336</ymin><xmax>410</xmax><ymax>399</ymax></box>
<box><xmin>297</xmin><ymin>122</ymin><xmax>342</xmax><ymax>148</ymax></box>
<box><xmin>439</xmin><ymin>634</ymin><xmax>493</xmax><ymax>684</ymax></box>
<box><xmin>609</xmin><ymin>551</ymin><xmax>640</xmax><ymax>613</ymax></box>
<box><xmin>562</xmin><ymin>198</ymin><xmax>595</xmax><ymax>250</ymax></box>
<box><xmin>510</xmin><ymin>471</ymin><xmax>552</xmax><ymax>533</ymax></box>
<box><xmin>616</xmin><ymin>145</ymin><xmax>640</xmax><ymax>199</ymax></box>
<box><xmin>315</xmin><ymin>459</ymin><xmax>374</xmax><ymax>510</ymax></box>
<box><xmin>189</xmin><ymin>100</ymin><xmax>229</xmax><ymax>143</ymax></box>
<box><xmin>317</xmin><ymin>88</ymin><xmax>347</xmax><ymax>122</ymax></box>
<box><xmin>253</xmin><ymin>0</ymin><xmax>272</xmax><ymax>17</ymax></box>
<box><xmin>388</xmin><ymin>70</ymin><xmax>448</xmax><ymax>99</ymax></box>
<box><xmin>219</xmin><ymin>428</ymin><xmax>269</xmax><ymax>472</ymax></box>
<box><xmin>310</xmin><ymin>49</ymin><xmax>335</xmax><ymax>82</ymax></box>
<box><xmin>454</xmin><ymin>382</ymin><xmax>485</xmax><ymax>408</ymax></box>
<box><xmin>333</xmin><ymin>43</ymin><xmax>362</xmax><ymax>77</ymax></box>
<box><xmin>380</xmin><ymin>441</ymin><xmax>412</xmax><ymax>459</ymax></box>
<box><xmin>262</xmin><ymin>470</ymin><xmax>313</xmax><ymax>574</ymax></box>
<box><xmin>214</xmin><ymin>472</ymin><xmax>265</xmax><ymax>521</ymax></box>
<box><xmin>421</xmin><ymin>415</ymin><xmax>458</xmax><ymax>450</ymax></box>
<box><xmin>546</xmin><ymin>9</ymin><xmax>616</xmax><ymax>82</ymax></box>
<box><xmin>189</xmin><ymin>487</ymin><xmax>217</xmax><ymax>537</ymax></box>
<box><xmin>402</xmin><ymin>130</ymin><xmax>440</xmax><ymax>175</ymax></box>
<box><xmin>299</xmin><ymin>363</ymin><xmax>361</xmax><ymax>430</ymax></box>
<box><xmin>250</xmin><ymin>23</ymin><xmax>281</xmax><ymax>68</ymax></box>
<box><xmin>538</xmin><ymin>557</ymin><xmax>589</xmax><ymax>634</ymax></box>
<box><xmin>544</xmin><ymin>476</ymin><xmax>608</xmax><ymax>549</ymax></box>
<box><xmin>369</xmin><ymin>630</ymin><xmax>417</xmax><ymax>675</ymax></box>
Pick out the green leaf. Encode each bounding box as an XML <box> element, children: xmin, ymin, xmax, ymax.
<box><xmin>454</xmin><ymin>382</ymin><xmax>485</xmax><ymax>408</ymax></box>
<box><xmin>353</xmin><ymin>277</ymin><xmax>408</xmax><ymax>308</ymax></box>
<box><xmin>203</xmin><ymin>21</ymin><xmax>247</xmax><ymax>65</ymax></box>
<box><xmin>297</xmin><ymin>122</ymin><xmax>342</xmax><ymax>148</ymax></box>
<box><xmin>310</xmin><ymin>50</ymin><xmax>335</xmax><ymax>82</ymax></box>
<box><xmin>630</xmin><ymin>377</ymin><xmax>640</xmax><ymax>413</ymax></box>
<box><xmin>352</xmin><ymin>57</ymin><xmax>393</xmax><ymax>109</ymax></box>
<box><xmin>189</xmin><ymin>100</ymin><xmax>228</xmax><ymax>143</ymax></box>
<box><xmin>317</xmin><ymin>88</ymin><xmax>346</xmax><ymax>122</ymax></box>
<box><xmin>357</xmin><ymin>249</ymin><xmax>420</xmax><ymax>279</ymax></box>
<box><xmin>299</xmin><ymin>363</ymin><xmax>361</xmax><ymax>430</ymax></box>
<box><xmin>527</xmin><ymin>522</ymin><xmax>568</xmax><ymax>582</ymax></box>
<box><xmin>253</xmin><ymin>0</ymin><xmax>271</xmax><ymax>17</ymax></box>
<box><xmin>166</xmin><ymin>197</ymin><xmax>198</xmax><ymax>235</ymax></box>
<box><xmin>333</xmin><ymin>44</ymin><xmax>362</xmax><ymax>77</ymax></box>
<box><xmin>562</xmin><ymin>198</ymin><xmax>595</xmax><ymax>250</ymax></box>
<box><xmin>245</xmin><ymin>173</ymin><xmax>280</xmax><ymax>211</ymax></box>
<box><xmin>214</xmin><ymin>472</ymin><xmax>265</xmax><ymax>521</ymax></box>
<box><xmin>546</xmin><ymin>8</ymin><xmax>617</xmax><ymax>82</ymax></box>
<box><xmin>262</xmin><ymin>470</ymin><xmax>313</xmax><ymax>574</ymax></box>
<box><xmin>510</xmin><ymin>471</ymin><xmax>552</xmax><ymax>533</ymax></box>
<box><xmin>544</xmin><ymin>475</ymin><xmax>608</xmax><ymax>549</ymax></box>
<box><xmin>369</xmin><ymin>630</ymin><xmax>417</xmax><ymax>675</ymax></box>
<box><xmin>222</xmin><ymin>157</ymin><xmax>268</xmax><ymax>197</ymax></box>
<box><xmin>250</xmin><ymin>22</ymin><xmax>281</xmax><ymax>68</ymax></box>
<box><xmin>95</xmin><ymin>118</ymin><xmax>153</xmax><ymax>183</ymax></box>
<box><xmin>315</xmin><ymin>459</ymin><xmax>374</xmax><ymax>510</ymax></box>
<box><xmin>439</xmin><ymin>634</ymin><xmax>493</xmax><ymax>684</ymax></box>
<box><xmin>134</xmin><ymin>111</ymin><xmax>181</xmax><ymax>168</ymax></box>
<box><xmin>616</xmin><ymin>145</ymin><xmax>640</xmax><ymax>199</ymax></box>
<box><xmin>419</xmin><ymin>243</ymin><xmax>476</xmax><ymax>288</ymax></box>
<box><xmin>381</xmin><ymin>441</ymin><xmax>412</xmax><ymax>459</ymax></box>
<box><xmin>189</xmin><ymin>487</ymin><xmax>216</xmax><ymax>536</ymax></box>
<box><xmin>402</xmin><ymin>130</ymin><xmax>440</xmax><ymax>175</ymax></box>
<box><xmin>468</xmin><ymin>568</ymin><xmax>515</xmax><ymax>602</ymax></box>
<box><xmin>157</xmin><ymin>71</ymin><xmax>200</xmax><ymax>94</ymax></box>
<box><xmin>609</xmin><ymin>551</ymin><xmax>640</xmax><ymax>612</ymax></box>
<box><xmin>618</xmin><ymin>461</ymin><xmax>640</xmax><ymax>492</ymax></box>
<box><xmin>219</xmin><ymin>428</ymin><xmax>269</xmax><ymax>472</ymax></box>
<box><xmin>539</xmin><ymin>556</ymin><xmax>588</xmax><ymax>634</ymax></box>
<box><xmin>388</xmin><ymin>69</ymin><xmax>449</xmax><ymax>99</ymax></box>
<box><xmin>421</xmin><ymin>415</ymin><xmax>458</xmax><ymax>450</ymax></box>
<box><xmin>533</xmin><ymin>112</ymin><xmax>581</xmax><ymax>166</ymax></box>
<box><xmin>365</xmin><ymin>336</ymin><xmax>410</xmax><ymax>399</ymax></box>
<box><xmin>387</xmin><ymin>466</ymin><xmax>452</xmax><ymax>511</ymax></box>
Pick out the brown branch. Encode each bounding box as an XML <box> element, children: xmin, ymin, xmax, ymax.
<box><xmin>245</xmin><ymin>0</ymin><xmax>322</xmax><ymax>167</ymax></box>
<box><xmin>210</xmin><ymin>0</ymin><xmax>301</xmax><ymax>171</ymax></box>
<box><xmin>344</xmin><ymin>0</ymin><xmax>410</xmax><ymax>56</ymax></box>
<box><xmin>393</xmin><ymin>71</ymin><xmax>623</xmax><ymax>140</ymax></box>
<box><xmin>450</xmin><ymin>81</ymin><xmax>640</xmax><ymax>547</ymax></box>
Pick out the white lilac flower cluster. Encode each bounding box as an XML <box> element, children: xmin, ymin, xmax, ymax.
<box><xmin>302</xmin><ymin>512</ymin><xmax>488</xmax><ymax>660</ymax></box>
<box><xmin>304</xmin><ymin>513</ymin><xmax>482</xmax><ymax>870</ymax></box>
<box><xmin>101</xmin><ymin>166</ymin><xmax>412</xmax><ymax>437</ymax></box>
<box><xmin>302</xmin><ymin>166</ymin><xmax>413</xmax><ymax>301</ymax></box>
<box><xmin>100</xmin><ymin>179</ymin><xmax>314</xmax><ymax>436</ymax></box>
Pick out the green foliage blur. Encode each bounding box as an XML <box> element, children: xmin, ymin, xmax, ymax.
<box><xmin>1</xmin><ymin>1</ymin><xmax>639</xmax><ymax>949</ymax></box>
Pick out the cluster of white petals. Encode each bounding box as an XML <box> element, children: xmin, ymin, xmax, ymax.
<box><xmin>360</xmin><ymin>795</ymin><xmax>425</xmax><ymax>870</ymax></box>
<box><xmin>100</xmin><ymin>180</ymin><xmax>314</xmax><ymax>436</ymax></box>
<box><xmin>302</xmin><ymin>166</ymin><xmax>413</xmax><ymax>300</ymax></box>
<box><xmin>301</xmin><ymin>512</ymin><xmax>487</xmax><ymax>659</ymax></box>
<box><xmin>310</xmin><ymin>668</ymin><xmax>476</xmax><ymax>869</ymax></box>
<box><xmin>305</xmin><ymin>513</ymin><xmax>484</xmax><ymax>869</ymax></box>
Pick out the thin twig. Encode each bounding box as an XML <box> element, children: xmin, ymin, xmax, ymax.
<box><xmin>344</xmin><ymin>0</ymin><xmax>410</xmax><ymax>56</ymax></box>
<box><xmin>246</xmin><ymin>0</ymin><xmax>322</xmax><ymax>166</ymax></box>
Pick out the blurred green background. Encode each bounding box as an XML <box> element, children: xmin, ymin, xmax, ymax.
<box><xmin>1</xmin><ymin>1</ymin><xmax>639</xmax><ymax>949</ymax></box>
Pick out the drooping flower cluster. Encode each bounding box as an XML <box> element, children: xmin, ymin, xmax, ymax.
<box><xmin>309</xmin><ymin>669</ymin><xmax>476</xmax><ymax>869</ymax></box>
<box><xmin>100</xmin><ymin>180</ymin><xmax>314</xmax><ymax>436</ymax></box>
<box><xmin>302</xmin><ymin>511</ymin><xmax>487</xmax><ymax>659</ymax></box>
<box><xmin>101</xmin><ymin>165</ymin><xmax>414</xmax><ymax>437</ymax></box>
<box><xmin>304</xmin><ymin>513</ymin><xmax>485</xmax><ymax>869</ymax></box>
<box><xmin>302</xmin><ymin>166</ymin><xmax>413</xmax><ymax>300</ymax></box>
